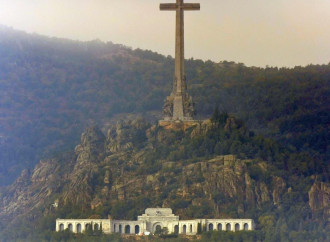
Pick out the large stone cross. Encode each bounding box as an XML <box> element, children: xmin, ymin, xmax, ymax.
<box><xmin>160</xmin><ymin>0</ymin><xmax>200</xmax><ymax>120</ymax></box>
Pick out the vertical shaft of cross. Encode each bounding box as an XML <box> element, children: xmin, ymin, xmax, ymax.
<box><xmin>175</xmin><ymin>0</ymin><xmax>184</xmax><ymax>94</ymax></box>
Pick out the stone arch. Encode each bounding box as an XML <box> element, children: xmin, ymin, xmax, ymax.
<box><xmin>94</xmin><ymin>223</ymin><xmax>99</xmax><ymax>230</ymax></box>
<box><xmin>208</xmin><ymin>223</ymin><xmax>213</xmax><ymax>231</ymax></box>
<box><xmin>59</xmin><ymin>224</ymin><xmax>64</xmax><ymax>231</ymax></box>
<box><xmin>153</xmin><ymin>223</ymin><xmax>162</xmax><ymax>234</ymax></box>
<box><xmin>244</xmin><ymin>223</ymin><xmax>249</xmax><ymax>231</ymax></box>
<box><xmin>226</xmin><ymin>223</ymin><xmax>231</xmax><ymax>231</ymax></box>
<box><xmin>190</xmin><ymin>224</ymin><xmax>193</xmax><ymax>233</ymax></box>
<box><xmin>68</xmin><ymin>224</ymin><xmax>73</xmax><ymax>232</ymax></box>
<box><xmin>119</xmin><ymin>224</ymin><xmax>122</xmax><ymax>234</ymax></box>
<box><xmin>125</xmin><ymin>225</ymin><xmax>130</xmax><ymax>234</ymax></box>
<box><xmin>85</xmin><ymin>224</ymin><xmax>90</xmax><ymax>231</ymax></box>
<box><xmin>135</xmin><ymin>225</ymin><xmax>140</xmax><ymax>234</ymax></box>
<box><xmin>155</xmin><ymin>225</ymin><xmax>162</xmax><ymax>234</ymax></box>
<box><xmin>235</xmin><ymin>223</ymin><xmax>240</xmax><ymax>231</ymax></box>
<box><xmin>183</xmin><ymin>224</ymin><xmax>187</xmax><ymax>234</ymax></box>
<box><xmin>217</xmin><ymin>223</ymin><xmax>222</xmax><ymax>231</ymax></box>
<box><xmin>174</xmin><ymin>225</ymin><xmax>179</xmax><ymax>234</ymax></box>
<box><xmin>77</xmin><ymin>223</ymin><xmax>82</xmax><ymax>233</ymax></box>
<box><xmin>114</xmin><ymin>224</ymin><xmax>116</xmax><ymax>232</ymax></box>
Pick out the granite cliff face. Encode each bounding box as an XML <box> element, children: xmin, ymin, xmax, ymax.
<box><xmin>0</xmin><ymin>119</ymin><xmax>328</xmax><ymax>234</ymax></box>
<box><xmin>0</xmin><ymin>157</ymin><xmax>66</xmax><ymax>224</ymax></box>
<box><xmin>309</xmin><ymin>181</ymin><xmax>330</xmax><ymax>217</ymax></box>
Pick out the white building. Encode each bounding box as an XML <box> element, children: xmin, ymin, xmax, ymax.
<box><xmin>56</xmin><ymin>208</ymin><xmax>254</xmax><ymax>235</ymax></box>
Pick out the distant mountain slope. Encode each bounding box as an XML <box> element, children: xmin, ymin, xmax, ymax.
<box><xmin>0</xmin><ymin>26</ymin><xmax>172</xmax><ymax>185</ymax></box>
<box><xmin>0</xmin><ymin>26</ymin><xmax>329</xmax><ymax>185</ymax></box>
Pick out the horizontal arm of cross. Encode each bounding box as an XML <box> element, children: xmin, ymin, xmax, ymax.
<box><xmin>160</xmin><ymin>3</ymin><xmax>200</xmax><ymax>11</ymax></box>
<box><xmin>182</xmin><ymin>3</ymin><xmax>200</xmax><ymax>10</ymax></box>
<box><xmin>160</xmin><ymin>3</ymin><xmax>177</xmax><ymax>10</ymax></box>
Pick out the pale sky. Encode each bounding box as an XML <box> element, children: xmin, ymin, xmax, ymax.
<box><xmin>0</xmin><ymin>0</ymin><xmax>329</xmax><ymax>67</ymax></box>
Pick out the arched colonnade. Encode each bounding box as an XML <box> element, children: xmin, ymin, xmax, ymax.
<box><xmin>207</xmin><ymin>222</ymin><xmax>250</xmax><ymax>232</ymax></box>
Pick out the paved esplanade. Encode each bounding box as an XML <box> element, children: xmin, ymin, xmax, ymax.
<box><xmin>160</xmin><ymin>0</ymin><xmax>199</xmax><ymax>121</ymax></box>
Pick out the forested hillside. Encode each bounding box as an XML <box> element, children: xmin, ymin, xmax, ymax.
<box><xmin>0</xmin><ymin>26</ymin><xmax>329</xmax><ymax>241</ymax></box>
<box><xmin>0</xmin><ymin>25</ymin><xmax>329</xmax><ymax>187</ymax></box>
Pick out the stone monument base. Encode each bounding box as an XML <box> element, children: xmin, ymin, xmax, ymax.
<box><xmin>159</xmin><ymin>120</ymin><xmax>200</xmax><ymax>131</ymax></box>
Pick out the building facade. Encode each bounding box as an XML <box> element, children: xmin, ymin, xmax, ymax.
<box><xmin>56</xmin><ymin>208</ymin><xmax>254</xmax><ymax>235</ymax></box>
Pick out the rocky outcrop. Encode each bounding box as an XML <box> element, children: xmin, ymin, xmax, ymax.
<box><xmin>190</xmin><ymin>119</ymin><xmax>212</xmax><ymax>138</ymax></box>
<box><xmin>62</xmin><ymin>126</ymin><xmax>106</xmax><ymax>205</ymax></box>
<box><xmin>0</xmin><ymin>123</ymin><xmax>288</xmax><ymax>221</ymax></box>
<box><xmin>255</xmin><ymin>182</ymin><xmax>270</xmax><ymax>204</ymax></box>
<box><xmin>135</xmin><ymin>155</ymin><xmax>284</xmax><ymax>217</ymax></box>
<box><xmin>272</xmin><ymin>176</ymin><xmax>286</xmax><ymax>205</ymax></box>
<box><xmin>75</xmin><ymin>125</ymin><xmax>106</xmax><ymax>163</ymax></box>
<box><xmin>190</xmin><ymin>116</ymin><xmax>247</xmax><ymax>139</ymax></box>
<box><xmin>0</xmin><ymin>157</ymin><xmax>66</xmax><ymax>222</ymax></box>
<box><xmin>106</xmin><ymin>119</ymin><xmax>149</xmax><ymax>153</ymax></box>
<box><xmin>309</xmin><ymin>181</ymin><xmax>330</xmax><ymax>217</ymax></box>
<box><xmin>0</xmin><ymin>126</ymin><xmax>108</xmax><ymax>219</ymax></box>
<box><xmin>244</xmin><ymin>173</ymin><xmax>255</xmax><ymax>206</ymax></box>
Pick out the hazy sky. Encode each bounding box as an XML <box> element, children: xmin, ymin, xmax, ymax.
<box><xmin>0</xmin><ymin>0</ymin><xmax>329</xmax><ymax>67</ymax></box>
